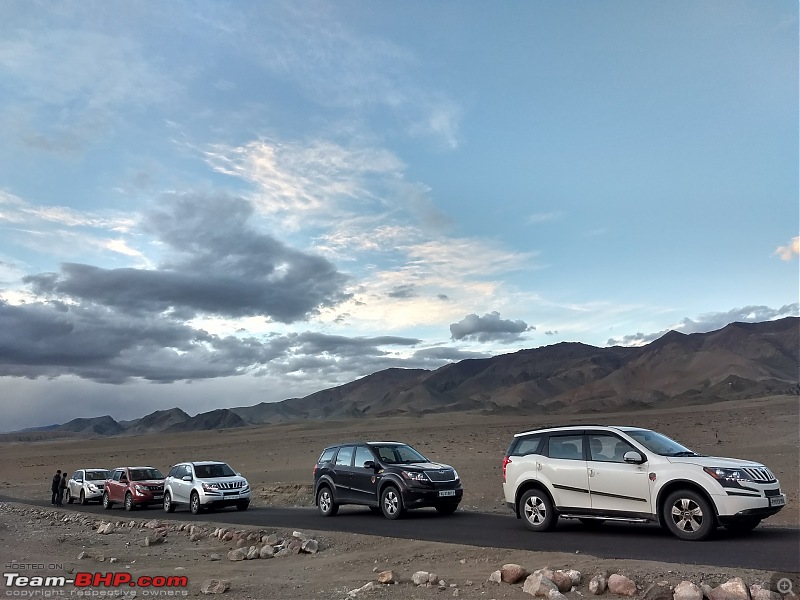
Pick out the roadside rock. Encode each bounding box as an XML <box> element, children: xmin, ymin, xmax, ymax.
<box><xmin>608</xmin><ymin>574</ymin><xmax>637</xmax><ymax>596</ymax></box>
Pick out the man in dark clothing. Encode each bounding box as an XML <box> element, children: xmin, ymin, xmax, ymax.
<box><xmin>51</xmin><ymin>470</ymin><xmax>61</xmax><ymax>505</ymax></box>
<box><xmin>57</xmin><ymin>472</ymin><xmax>68</xmax><ymax>506</ymax></box>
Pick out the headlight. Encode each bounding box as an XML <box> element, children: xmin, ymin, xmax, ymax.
<box><xmin>703</xmin><ymin>467</ymin><xmax>752</xmax><ymax>483</ymax></box>
<box><xmin>202</xmin><ymin>482</ymin><xmax>220</xmax><ymax>492</ymax></box>
<box><xmin>401</xmin><ymin>471</ymin><xmax>427</xmax><ymax>482</ymax></box>
<box><xmin>452</xmin><ymin>469</ymin><xmax>459</xmax><ymax>481</ymax></box>
<box><xmin>134</xmin><ymin>485</ymin><xmax>146</xmax><ymax>494</ymax></box>
<box><xmin>88</xmin><ymin>484</ymin><xmax>98</xmax><ymax>492</ymax></box>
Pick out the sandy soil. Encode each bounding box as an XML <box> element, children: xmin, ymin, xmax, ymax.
<box><xmin>0</xmin><ymin>395</ymin><xmax>797</xmax><ymax>598</ymax></box>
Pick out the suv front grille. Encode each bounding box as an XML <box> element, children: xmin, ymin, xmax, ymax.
<box><xmin>216</xmin><ymin>481</ymin><xmax>245</xmax><ymax>490</ymax></box>
<box><xmin>425</xmin><ymin>469</ymin><xmax>456</xmax><ymax>482</ymax></box>
<box><xmin>741</xmin><ymin>467</ymin><xmax>776</xmax><ymax>483</ymax></box>
<box><xmin>146</xmin><ymin>485</ymin><xmax>163</xmax><ymax>492</ymax></box>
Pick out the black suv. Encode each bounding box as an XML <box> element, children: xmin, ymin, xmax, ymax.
<box><xmin>313</xmin><ymin>441</ymin><xmax>463</xmax><ymax>519</ymax></box>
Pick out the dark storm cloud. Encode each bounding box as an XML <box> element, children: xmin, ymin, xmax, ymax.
<box><xmin>283</xmin><ymin>332</ymin><xmax>420</xmax><ymax>357</ymax></box>
<box><xmin>450</xmin><ymin>311</ymin><xmax>532</xmax><ymax>343</ymax></box>
<box><xmin>606</xmin><ymin>303</ymin><xmax>800</xmax><ymax>346</ymax></box>
<box><xmin>412</xmin><ymin>347</ymin><xmax>490</xmax><ymax>362</ymax></box>
<box><xmin>25</xmin><ymin>193</ymin><xmax>351</xmax><ymax>323</ymax></box>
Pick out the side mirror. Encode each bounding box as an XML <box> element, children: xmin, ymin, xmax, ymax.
<box><xmin>623</xmin><ymin>451</ymin><xmax>645</xmax><ymax>464</ymax></box>
<box><xmin>363</xmin><ymin>461</ymin><xmax>376</xmax><ymax>470</ymax></box>
<box><xmin>182</xmin><ymin>475</ymin><xmax>193</xmax><ymax>482</ymax></box>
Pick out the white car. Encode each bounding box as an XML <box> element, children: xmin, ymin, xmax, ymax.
<box><xmin>66</xmin><ymin>469</ymin><xmax>111</xmax><ymax>505</ymax></box>
<box><xmin>163</xmin><ymin>461</ymin><xmax>250</xmax><ymax>514</ymax></box>
<box><xmin>502</xmin><ymin>425</ymin><xmax>786</xmax><ymax>541</ymax></box>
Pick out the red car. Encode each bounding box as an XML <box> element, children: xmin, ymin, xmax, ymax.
<box><xmin>102</xmin><ymin>466</ymin><xmax>165</xmax><ymax>511</ymax></box>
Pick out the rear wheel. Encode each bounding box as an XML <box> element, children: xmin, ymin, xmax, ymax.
<box><xmin>380</xmin><ymin>486</ymin><xmax>404</xmax><ymax>520</ymax></box>
<box><xmin>163</xmin><ymin>492</ymin><xmax>175</xmax><ymax>513</ymax></box>
<box><xmin>316</xmin><ymin>486</ymin><xmax>338</xmax><ymax>517</ymax></box>
<box><xmin>66</xmin><ymin>489</ymin><xmax>73</xmax><ymax>504</ymax></box>
<box><xmin>80</xmin><ymin>490</ymin><xmax>87</xmax><ymax>505</ymax></box>
<box><xmin>520</xmin><ymin>488</ymin><xmax>556</xmax><ymax>532</ymax></box>
<box><xmin>124</xmin><ymin>492</ymin><xmax>135</xmax><ymax>511</ymax></box>
<box><xmin>190</xmin><ymin>492</ymin><xmax>202</xmax><ymax>515</ymax></box>
<box><xmin>435</xmin><ymin>503</ymin><xmax>459</xmax><ymax>515</ymax></box>
<box><xmin>663</xmin><ymin>489</ymin><xmax>716</xmax><ymax>541</ymax></box>
<box><xmin>102</xmin><ymin>492</ymin><xmax>113</xmax><ymax>510</ymax></box>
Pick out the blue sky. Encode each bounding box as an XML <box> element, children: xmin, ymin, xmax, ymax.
<box><xmin>0</xmin><ymin>1</ymin><xmax>797</xmax><ymax>432</ymax></box>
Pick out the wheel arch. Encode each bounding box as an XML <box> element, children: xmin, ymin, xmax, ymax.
<box><xmin>513</xmin><ymin>480</ymin><xmax>555</xmax><ymax>519</ymax></box>
<box><xmin>314</xmin><ymin>476</ymin><xmax>337</xmax><ymax>505</ymax></box>
<box><xmin>655</xmin><ymin>479</ymin><xmax>719</xmax><ymax>527</ymax></box>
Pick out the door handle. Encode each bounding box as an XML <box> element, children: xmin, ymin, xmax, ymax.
<box><xmin>588</xmin><ymin>468</ymin><xmax>595</xmax><ymax>477</ymax></box>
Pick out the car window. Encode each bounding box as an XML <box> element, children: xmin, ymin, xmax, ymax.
<box><xmin>113</xmin><ymin>470</ymin><xmax>124</xmax><ymax>481</ymax></box>
<box><xmin>353</xmin><ymin>446</ymin><xmax>374</xmax><ymax>468</ymax></box>
<box><xmin>547</xmin><ymin>435</ymin><xmax>584</xmax><ymax>460</ymax></box>
<box><xmin>335</xmin><ymin>446</ymin><xmax>354</xmax><ymax>467</ymax></box>
<box><xmin>71</xmin><ymin>471</ymin><xmax>81</xmax><ymax>481</ymax></box>
<box><xmin>588</xmin><ymin>434</ymin><xmax>635</xmax><ymax>463</ymax></box>
<box><xmin>318</xmin><ymin>448</ymin><xmax>336</xmax><ymax>464</ymax></box>
<box><xmin>86</xmin><ymin>470</ymin><xmax>108</xmax><ymax>481</ymax></box>
<box><xmin>371</xmin><ymin>444</ymin><xmax>426</xmax><ymax>464</ymax></box>
<box><xmin>510</xmin><ymin>435</ymin><xmax>542</xmax><ymax>456</ymax></box>
<box><xmin>624</xmin><ymin>429</ymin><xmax>695</xmax><ymax>456</ymax></box>
<box><xmin>129</xmin><ymin>468</ymin><xmax>164</xmax><ymax>481</ymax></box>
<box><xmin>194</xmin><ymin>463</ymin><xmax>235</xmax><ymax>478</ymax></box>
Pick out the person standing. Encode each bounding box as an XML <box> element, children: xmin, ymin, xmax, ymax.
<box><xmin>51</xmin><ymin>470</ymin><xmax>61</xmax><ymax>505</ymax></box>
<box><xmin>58</xmin><ymin>472</ymin><xmax>68</xmax><ymax>506</ymax></box>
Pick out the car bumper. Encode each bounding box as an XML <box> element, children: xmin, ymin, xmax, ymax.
<box><xmin>198</xmin><ymin>490</ymin><xmax>251</xmax><ymax>506</ymax></box>
<box><xmin>401</xmin><ymin>486</ymin><xmax>463</xmax><ymax>509</ymax></box>
<box><xmin>83</xmin><ymin>489</ymin><xmax>104</xmax><ymax>501</ymax></box>
<box><xmin>712</xmin><ymin>489</ymin><xmax>786</xmax><ymax>519</ymax></box>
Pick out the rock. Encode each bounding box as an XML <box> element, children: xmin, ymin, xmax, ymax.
<box><xmin>549</xmin><ymin>589</ymin><xmax>570</xmax><ymax>600</ymax></box>
<box><xmin>608</xmin><ymin>574</ymin><xmax>637</xmax><ymax>597</ymax></box>
<box><xmin>524</xmin><ymin>574</ymin><xmax>560</xmax><ymax>597</ymax></box>
<box><xmin>488</xmin><ymin>571</ymin><xmax>502</xmax><ymax>584</ymax></box>
<box><xmin>675</xmin><ymin>582</ymin><xmax>704</xmax><ymax>600</ymax></box>
<box><xmin>564</xmin><ymin>570</ymin><xmax>583</xmax><ymax>586</ymax></box>
<box><xmin>77</xmin><ymin>551</ymin><xmax>88</xmax><ymax>560</ymax></box>
<box><xmin>222</xmin><ymin>532</ymin><xmax>234</xmax><ymax>542</ymax></box>
<box><xmin>144</xmin><ymin>535</ymin><xmax>164</xmax><ymax>547</ymax></box>
<box><xmin>200</xmin><ymin>579</ymin><xmax>230</xmax><ymax>594</ymax></box>
<box><xmin>235</xmin><ymin>539</ymin><xmax>248</xmax><ymax>548</ymax></box>
<box><xmin>301</xmin><ymin>539</ymin><xmax>319</xmax><ymax>554</ymax></box>
<box><xmin>292</xmin><ymin>531</ymin><xmax>308</xmax><ymax>541</ymax></box>
<box><xmin>227</xmin><ymin>548</ymin><xmax>247</xmax><ymax>561</ymax></box>
<box><xmin>259</xmin><ymin>545</ymin><xmax>274</xmax><ymax>559</ymax></box>
<box><xmin>264</xmin><ymin>533</ymin><xmax>279</xmax><ymax>545</ymax></box>
<box><xmin>246</xmin><ymin>546</ymin><xmax>259</xmax><ymax>560</ymax></box>
<box><xmin>709</xmin><ymin>578</ymin><xmax>751</xmax><ymax>600</ymax></box>
<box><xmin>590</xmin><ymin>574</ymin><xmax>608</xmax><ymax>595</ymax></box>
<box><xmin>377</xmin><ymin>570</ymin><xmax>395</xmax><ymax>584</ymax></box>
<box><xmin>287</xmin><ymin>539</ymin><xmax>302</xmax><ymax>554</ymax></box>
<box><xmin>552</xmin><ymin>571</ymin><xmax>574</xmax><ymax>593</ymax></box>
<box><xmin>750</xmin><ymin>584</ymin><xmax>781</xmax><ymax>600</ymax></box>
<box><xmin>348</xmin><ymin>582</ymin><xmax>375</xmax><ymax>597</ymax></box>
<box><xmin>209</xmin><ymin>554</ymin><xmax>221</xmax><ymax>562</ymax></box>
<box><xmin>502</xmin><ymin>564</ymin><xmax>530</xmax><ymax>584</ymax></box>
<box><xmin>413</xmin><ymin>571</ymin><xmax>431</xmax><ymax>586</ymax></box>
<box><xmin>645</xmin><ymin>582</ymin><xmax>674</xmax><ymax>600</ymax></box>
<box><xmin>189</xmin><ymin>533</ymin><xmax>203</xmax><ymax>542</ymax></box>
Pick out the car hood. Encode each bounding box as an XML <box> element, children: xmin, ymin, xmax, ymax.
<box><xmin>131</xmin><ymin>479</ymin><xmax>165</xmax><ymax>485</ymax></box>
<box><xmin>666</xmin><ymin>456</ymin><xmax>764</xmax><ymax>468</ymax></box>
<box><xmin>397</xmin><ymin>462</ymin><xmax>453</xmax><ymax>471</ymax></box>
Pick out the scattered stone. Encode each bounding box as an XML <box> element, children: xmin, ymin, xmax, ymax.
<box><xmin>608</xmin><ymin>574</ymin><xmax>637</xmax><ymax>597</ymax></box>
<box><xmin>524</xmin><ymin>573</ymin><xmax>560</xmax><ymax>597</ymax></box>
<box><xmin>292</xmin><ymin>531</ymin><xmax>308</xmax><ymax>541</ymax></box>
<box><xmin>377</xmin><ymin>570</ymin><xmax>395</xmax><ymax>584</ymax></box>
<box><xmin>502</xmin><ymin>564</ymin><xmax>530</xmax><ymax>584</ymax></box>
<box><xmin>644</xmin><ymin>582</ymin><xmax>674</xmax><ymax>600</ymax></box>
<box><xmin>709</xmin><ymin>578</ymin><xmax>751</xmax><ymax>600</ymax></box>
<box><xmin>413</xmin><ymin>571</ymin><xmax>431</xmax><ymax>586</ymax></box>
<box><xmin>674</xmin><ymin>581</ymin><xmax>703</xmax><ymax>600</ymax></box>
<box><xmin>750</xmin><ymin>583</ymin><xmax>781</xmax><ymax>600</ymax></box>
<box><xmin>246</xmin><ymin>545</ymin><xmax>259</xmax><ymax>560</ymax></box>
<box><xmin>488</xmin><ymin>570</ymin><xmax>502</xmax><ymax>584</ymax></box>
<box><xmin>227</xmin><ymin>548</ymin><xmax>247</xmax><ymax>561</ymax></box>
<box><xmin>77</xmin><ymin>551</ymin><xmax>88</xmax><ymax>560</ymax></box>
<box><xmin>590</xmin><ymin>573</ymin><xmax>608</xmax><ymax>595</ymax></box>
<box><xmin>200</xmin><ymin>579</ymin><xmax>230</xmax><ymax>594</ymax></box>
<box><xmin>552</xmin><ymin>570</ymin><xmax>574</xmax><ymax>592</ymax></box>
<box><xmin>144</xmin><ymin>535</ymin><xmax>164</xmax><ymax>547</ymax></box>
<box><xmin>259</xmin><ymin>545</ymin><xmax>274</xmax><ymax>559</ymax></box>
<box><xmin>301</xmin><ymin>539</ymin><xmax>319</xmax><ymax>554</ymax></box>
<box><xmin>189</xmin><ymin>533</ymin><xmax>203</xmax><ymax>542</ymax></box>
<box><xmin>209</xmin><ymin>554</ymin><xmax>221</xmax><ymax>561</ymax></box>
<box><xmin>348</xmin><ymin>582</ymin><xmax>375</xmax><ymax>597</ymax></box>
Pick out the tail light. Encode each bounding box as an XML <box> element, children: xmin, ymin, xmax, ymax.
<box><xmin>313</xmin><ymin>464</ymin><xmax>318</xmax><ymax>477</ymax></box>
<box><xmin>502</xmin><ymin>456</ymin><xmax>511</xmax><ymax>482</ymax></box>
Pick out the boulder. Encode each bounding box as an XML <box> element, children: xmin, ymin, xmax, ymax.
<box><xmin>501</xmin><ymin>564</ymin><xmax>530</xmax><ymax>584</ymax></box>
<box><xmin>608</xmin><ymin>574</ymin><xmax>637</xmax><ymax>596</ymax></box>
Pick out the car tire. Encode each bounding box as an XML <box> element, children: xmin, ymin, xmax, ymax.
<box><xmin>435</xmin><ymin>503</ymin><xmax>459</xmax><ymax>515</ymax></box>
<box><xmin>164</xmin><ymin>492</ymin><xmax>175</xmax><ymax>513</ymax></box>
<box><xmin>723</xmin><ymin>517</ymin><xmax>761</xmax><ymax>533</ymax></box>
<box><xmin>317</xmin><ymin>486</ymin><xmax>339</xmax><ymax>517</ymax></box>
<box><xmin>520</xmin><ymin>488</ymin><xmax>556</xmax><ymax>532</ymax></box>
<box><xmin>66</xmin><ymin>489</ymin><xmax>73</xmax><ymax>504</ymax></box>
<box><xmin>124</xmin><ymin>492</ymin><xmax>135</xmax><ymax>511</ymax></box>
<box><xmin>80</xmin><ymin>490</ymin><xmax>88</xmax><ymax>505</ymax></box>
<box><xmin>380</xmin><ymin>485</ymin><xmax>404</xmax><ymax>520</ymax></box>
<box><xmin>236</xmin><ymin>501</ymin><xmax>249</xmax><ymax>511</ymax></box>
<box><xmin>190</xmin><ymin>492</ymin><xmax>202</xmax><ymax>515</ymax></box>
<box><xmin>102</xmin><ymin>492</ymin><xmax>113</xmax><ymax>510</ymax></box>
<box><xmin>663</xmin><ymin>489</ymin><xmax>716</xmax><ymax>541</ymax></box>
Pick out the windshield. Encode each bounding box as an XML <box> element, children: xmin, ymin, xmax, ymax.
<box><xmin>194</xmin><ymin>463</ymin><xmax>236</xmax><ymax>478</ymax></box>
<box><xmin>129</xmin><ymin>468</ymin><xmax>164</xmax><ymax>481</ymax></box>
<box><xmin>87</xmin><ymin>470</ymin><xmax>110</xmax><ymax>481</ymax></box>
<box><xmin>624</xmin><ymin>429</ymin><xmax>698</xmax><ymax>456</ymax></box>
<box><xmin>371</xmin><ymin>444</ymin><xmax>428</xmax><ymax>465</ymax></box>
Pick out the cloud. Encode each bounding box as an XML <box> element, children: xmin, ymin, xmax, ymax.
<box><xmin>606</xmin><ymin>303</ymin><xmax>800</xmax><ymax>346</ymax></box>
<box><xmin>24</xmin><ymin>193</ymin><xmax>351</xmax><ymax>323</ymax></box>
<box><xmin>388</xmin><ymin>284</ymin><xmax>417</xmax><ymax>299</ymax></box>
<box><xmin>450</xmin><ymin>311</ymin><xmax>533</xmax><ymax>343</ymax></box>
<box><xmin>774</xmin><ymin>236</ymin><xmax>799</xmax><ymax>261</ymax></box>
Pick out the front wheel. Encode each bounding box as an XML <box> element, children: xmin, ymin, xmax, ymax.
<box><xmin>435</xmin><ymin>503</ymin><xmax>459</xmax><ymax>515</ymax></box>
<box><xmin>190</xmin><ymin>492</ymin><xmax>202</xmax><ymax>515</ymax></box>
<box><xmin>80</xmin><ymin>490</ymin><xmax>87</xmax><ymax>505</ymax></box>
<box><xmin>163</xmin><ymin>492</ymin><xmax>175</xmax><ymax>513</ymax></box>
<box><xmin>124</xmin><ymin>492</ymin><xmax>135</xmax><ymax>511</ymax></box>
<box><xmin>316</xmin><ymin>486</ymin><xmax>338</xmax><ymax>517</ymax></box>
<box><xmin>520</xmin><ymin>488</ymin><xmax>556</xmax><ymax>532</ymax></box>
<box><xmin>380</xmin><ymin>486</ymin><xmax>404</xmax><ymax>520</ymax></box>
<box><xmin>66</xmin><ymin>489</ymin><xmax>73</xmax><ymax>504</ymax></box>
<box><xmin>663</xmin><ymin>489</ymin><xmax>716</xmax><ymax>541</ymax></box>
<box><xmin>102</xmin><ymin>492</ymin><xmax>113</xmax><ymax>510</ymax></box>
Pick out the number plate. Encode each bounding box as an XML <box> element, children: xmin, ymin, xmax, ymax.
<box><xmin>769</xmin><ymin>495</ymin><xmax>786</xmax><ymax>507</ymax></box>
<box><xmin>438</xmin><ymin>490</ymin><xmax>456</xmax><ymax>497</ymax></box>
<box><xmin>153</xmin><ymin>495</ymin><xmax>163</xmax><ymax>500</ymax></box>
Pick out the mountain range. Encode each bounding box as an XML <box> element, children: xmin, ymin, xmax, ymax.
<box><xmin>15</xmin><ymin>317</ymin><xmax>799</xmax><ymax>436</ymax></box>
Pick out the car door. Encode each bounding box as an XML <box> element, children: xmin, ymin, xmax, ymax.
<box><xmin>586</xmin><ymin>433</ymin><xmax>652</xmax><ymax>515</ymax></box>
<box><xmin>350</xmin><ymin>446</ymin><xmax>378</xmax><ymax>504</ymax></box>
<box><xmin>107</xmin><ymin>469</ymin><xmax>125</xmax><ymax>502</ymax></box>
<box><xmin>539</xmin><ymin>434</ymin><xmax>590</xmax><ymax>510</ymax></box>
<box><xmin>332</xmin><ymin>446</ymin><xmax>355</xmax><ymax>502</ymax></box>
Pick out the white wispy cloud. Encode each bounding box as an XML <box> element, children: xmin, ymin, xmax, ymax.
<box><xmin>774</xmin><ymin>236</ymin><xmax>799</xmax><ymax>261</ymax></box>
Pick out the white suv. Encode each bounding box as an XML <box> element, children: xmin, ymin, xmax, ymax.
<box><xmin>66</xmin><ymin>469</ymin><xmax>111</xmax><ymax>505</ymax></box>
<box><xmin>502</xmin><ymin>425</ymin><xmax>786</xmax><ymax>541</ymax></box>
<box><xmin>163</xmin><ymin>461</ymin><xmax>251</xmax><ymax>514</ymax></box>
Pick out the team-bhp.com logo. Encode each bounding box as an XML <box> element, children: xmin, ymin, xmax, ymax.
<box><xmin>3</xmin><ymin>571</ymin><xmax>188</xmax><ymax>596</ymax></box>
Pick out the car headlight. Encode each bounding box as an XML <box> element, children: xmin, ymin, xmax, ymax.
<box><xmin>452</xmin><ymin>469</ymin><xmax>459</xmax><ymax>481</ymax></box>
<box><xmin>401</xmin><ymin>471</ymin><xmax>427</xmax><ymax>482</ymax></box>
<box><xmin>202</xmin><ymin>483</ymin><xmax>220</xmax><ymax>492</ymax></box>
<box><xmin>703</xmin><ymin>467</ymin><xmax>752</xmax><ymax>483</ymax></box>
<box><xmin>134</xmin><ymin>485</ymin><xmax>147</xmax><ymax>494</ymax></box>
<box><xmin>87</xmin><ymin>484</ymin><xmax>98</xmax><ymax>492</ymax></box>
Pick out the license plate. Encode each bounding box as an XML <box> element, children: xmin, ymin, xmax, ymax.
<box><xmin>153</xmin><ymin>495</ymin><xmax>163</xmax><ymax>500</ymax></box>
<box><xmin>769</xmin><ymin>495</ymin><xmax>786</xmax><ymax>507</ymax></box>
<box><xmin>438</xmin><ymin>490</ymin><xmax>456</xmax><ymax>497</ymax></box>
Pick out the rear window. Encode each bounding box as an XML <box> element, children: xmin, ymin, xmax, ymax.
<box><xmin>318</xmin><ymin>448</ymin><xmax>336</xmax><ymax>464</ymax></box>
<box><xmin>507</xmin><ymin>434</ymin><xmax>542</xmax><ymax>457</ymax></box>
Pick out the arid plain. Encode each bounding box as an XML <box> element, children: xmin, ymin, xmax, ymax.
<box><xmin>0</xmin><ymin>395</ymin><xmax>797</xmax><ymax>599</ymax></box>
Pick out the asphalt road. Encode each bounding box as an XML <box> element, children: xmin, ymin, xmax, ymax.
<box><xmin>4</xmin><ymin>495</ymin><xmax>798</xmax><ymax>573</ymax></box>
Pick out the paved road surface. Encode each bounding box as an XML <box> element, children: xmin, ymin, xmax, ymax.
<box><xmin>3</xmin><ymin>495</ymin><xmax>798</xmax><ymax>573</ymax></box>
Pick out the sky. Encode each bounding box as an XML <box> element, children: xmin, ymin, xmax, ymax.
<box><xmin>0</xmin><ymin>1</ymin><xmax>797</xmax><ymax>432</ymax></box>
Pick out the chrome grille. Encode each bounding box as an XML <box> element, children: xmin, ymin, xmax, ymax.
<box><xmin>425</xmin><ymin>469</ymin><xmax>456</xmax><ymax>482</ymax></box>
<box><xmin>217</xmin><ymin>481</ymin><xmax>245</xmax><ymax>490</ymax></box>
<box><xmin>147</xmin><ymin>485</ymin><xmax>164</xmax><ymax>492</ymax></box>
<box><xmin>741</xmin><ymin>467</ymin><xmax>776</xmax><ymax>483</ymax></box>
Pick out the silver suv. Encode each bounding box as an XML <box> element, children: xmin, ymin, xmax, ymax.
<box><xmin>66</xmin><ymin>469</ymin><xmax>111</xmax><ymax>505</ymax></box>
<box><xmin>502</xmin><ymin>425</ymin><xmax>786</xmax><ymax>541</ymax></box>
<box><xmin>163</xmin><ymin>461</ymin><xmax>250</xmax><ymax>514</ymax></box>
